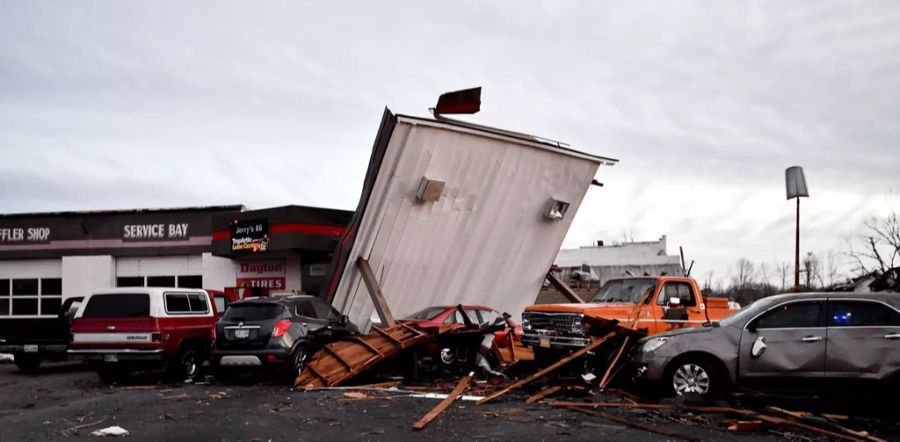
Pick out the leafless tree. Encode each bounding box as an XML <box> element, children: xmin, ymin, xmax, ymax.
<box><xmin>822</xmin><ymin>249</ymin><xmax>842</xmax><ymax>288</ymax></box>
<box><xmin>758</xmin><ymin>262</ymin><xmax>772</xmax><ymax>287</ymax></box>
<box><xmin>731</xmin><ymin>258</ymin><xmax>755</xmax><ymax>289</ymax></box>
<box><xmin>846</xmin><ymin>211</ymin><xmax>900</xmax><ymax>275</ymax></box>
<box><xmin>775</xmin><ymin>260</ymin><xmax>791</xmax><ymax>292</ymax></box>
<box><xmin>701</xmin><ymin>271</ymin><xmax>714</xmax><ymax>292</ymax></box>
<box><xmin>803</xmin><ymin>251</ymin><xmax>821</xmax><ymax>289</ymax></box>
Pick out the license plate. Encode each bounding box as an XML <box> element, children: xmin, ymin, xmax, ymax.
<box><xmin>539</xmin><ymin>337</ymin><xmax>551</xmax><ymax>348</ymax></box>
<box><xmin>234</xmin><ymin>329</ymin><xmax>250</xmax><ymax>339</ymax></box>
<box><xmin>104</xmin><ymin>354</ymin><xmax>119</xmax><ymax>363</ymax></box>
<box><xmin>23</xmin><ymin>345</ymin><xmax>38</xmax><ymax>353</ymax></box>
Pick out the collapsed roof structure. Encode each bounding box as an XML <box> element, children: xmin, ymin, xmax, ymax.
<box><xmin>324</xmin><ymin>108</ymin><xmax>617</xmax><ymax>328</ymax></box>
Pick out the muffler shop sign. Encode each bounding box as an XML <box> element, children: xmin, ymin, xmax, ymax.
<box><xmin>236</xmin><ymin>260</ymin><xmax>285</xmax><ymax>289</ymax></box>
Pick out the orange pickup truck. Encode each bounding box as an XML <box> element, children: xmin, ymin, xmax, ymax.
<box><xmin>521</xmin><ymin>276</ymin><xmax>737</xmax><ymax>350</ymax></box>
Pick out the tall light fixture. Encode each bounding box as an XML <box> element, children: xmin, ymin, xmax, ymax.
<box><xmin>785</xmin><ymin>166</ymin><xmax>809</xmax><ymax>291</ymax></box>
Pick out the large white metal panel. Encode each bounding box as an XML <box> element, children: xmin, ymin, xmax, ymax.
<box><xmin>0</xmin><ymin>259</ymin><xmax>62</xmax><ymax>278</ymax></box>
<box><xmin>116</xmin><ymin>255</ymin><xmax>203</xmax><ymax>276</ymax></box>
<box><xmin>332</xmin><ymin>116</ymin><xmax>612</xmax><ymax>327</ymax></box>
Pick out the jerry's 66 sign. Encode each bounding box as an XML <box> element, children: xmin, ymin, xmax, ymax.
<box><xmin>231</xmin><ymin>219</ymin><xmax>269</xmax><ymax>252</ymax></box>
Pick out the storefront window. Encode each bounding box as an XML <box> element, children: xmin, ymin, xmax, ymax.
<box><xmin>12</xmin><ymin>279</ymin><xmax>38</xmax><ymax>296</ymax></box>
<box><xmin>13</xmin><ymin>298</ymin><xmax>38</xmax><ymax>316</ymax></box>
<box><xmin>0</xmin><ymin>279</ymin><xmax>8</xmax><ymax>316</ymax></box>
<box><xmin>117</xmin><ymin>276</ymin><xmax>145</xmax><ymax>287</ymax></box>
<box><xmin>147</xmin><ymin>276</ymin><xmax>176</xmax><ymax>287</ymax></box>
<box><xmin>177</xmin><ymin>275</ymin><xmax>203</xmax><ymax>289</ymax></box>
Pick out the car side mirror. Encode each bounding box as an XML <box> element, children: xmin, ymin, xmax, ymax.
<box><xmin>340</xmin><ymin>314</ymin><xmax>349</xmax><ymax>325</ymax></box>
<box><xmin>668</xmin><ymin>297</ymin><xmax>681</xmax><ymax>306</ymax></box>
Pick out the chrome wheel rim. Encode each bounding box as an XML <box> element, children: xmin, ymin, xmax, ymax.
<box><xmin>672</xmin><ymin>363</ymin><xmax>710</xmax><ymax>395</ymax></box>
<box><xmin>183</xmin><ymin>353</ymin><xmax>198</xmax><ymax>378</ymax></box>
<box><xmin>439</xmin><ymin>348</ymin><xmax>455</xmax><ymax>365</ymax></box>
<box><xmin>294</xmin><ymin>350</ymin><xmax>307</xmax><ymax>376</ymax></box>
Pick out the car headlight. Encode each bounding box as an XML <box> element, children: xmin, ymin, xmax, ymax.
<box><xmin>522</xmin><ymin>319</ymin><xmax>532</xmax><ymax>331</ymax></box>
<box><xmin>641</xmin><ymin>337</ymin><xmax>669</xmax><ymax>353</ymax></box>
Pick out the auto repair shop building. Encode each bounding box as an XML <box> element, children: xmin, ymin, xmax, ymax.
<box><xmin>0</xmin><ymin>205</ymin><xmax>352</xmax><ymax>319</ymax></box>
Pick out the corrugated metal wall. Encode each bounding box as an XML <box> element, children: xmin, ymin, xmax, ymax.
<box><xmin>331</xmin><ymin>117</ymin><xmax>610</xmax><ymax>327</ymax></box>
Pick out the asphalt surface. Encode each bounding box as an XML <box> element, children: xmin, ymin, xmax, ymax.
<box><xmin>0</xmin><ymin>360</ymin><xmax>895</xmax><ymax>441</ymax></box>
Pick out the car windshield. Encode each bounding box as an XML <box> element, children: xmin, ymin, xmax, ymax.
<box><xmin>590</xmin><ymin>279</ymin><xmax>658</xmax><ymax>303</ymax></box>
<box><xmin>82</xmin><ymin>294</ymin><xmax>150</xmax><ymax>318</ymax></box>
<box><xmin>222</xmin><ymin>303</ymin><xmax>284</xmax><ymax>322</ymax></box>
<box><xmin>718</xmin><ymin>296</ymin><xmax>783</xmax><ymax>327</ymax></box>
<box><xmin>408</xmin><ymin>307</ymin><xmax>447</xmax><ymax>320</ymax></box>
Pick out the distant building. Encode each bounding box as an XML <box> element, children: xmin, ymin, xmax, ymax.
<box><xmin>554</xmin><ymin>235</ymin><xmax>683</xmax><ymax>286</ymax></box>
<box><xmin>535</xmin><ymin>235</ymin><xmax>684</xmax><ymax>305</ymax></box>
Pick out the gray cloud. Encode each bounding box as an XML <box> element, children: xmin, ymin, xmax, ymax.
<box><xmin>1</xmin><ymin>1</ymin><xmax>899</xmax><ymax>284</ymax></box>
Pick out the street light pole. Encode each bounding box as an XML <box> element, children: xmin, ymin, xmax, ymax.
<box><xmin>785</xmin><ymin>166</ymin><xmax>809</xmax><ymax>292</ymax></box>
<box><xmin>795</xmin><ymin>197</ymin><xmax>800</xmax><ymax>291</ymax></box>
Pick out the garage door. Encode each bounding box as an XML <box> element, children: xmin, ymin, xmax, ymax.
<box><xmin>0</xmin><ymin>259</ymin><xmax>63</xmax><ymax>318</ymax></box>
<box><xmin>115</xmin><ymin>255</ymin><xmax>204</xmax><ymax>289</ymax></box>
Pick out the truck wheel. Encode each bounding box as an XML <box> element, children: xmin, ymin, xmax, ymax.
<box><xmin>667</xmin><ymin>359</ymin><xmax>721</xmax><ymax>399</ymax></box>
<box><xmin>169</xmin><ymin>346</ymin><xmax>202</xmax><ymax>383</ymax></box>
<box><xmin>14</xmin><ymin>353</ymin><xmax>41</xmax><ymax>374</ymax></box>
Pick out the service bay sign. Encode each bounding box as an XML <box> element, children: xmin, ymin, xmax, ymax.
<box><xmin>236</xmin><ymin>259</ymin><xmax>286</xmax><ymax>290</ymax></box>
<box><xmin>231</xmin><ymin>219</ymin><xmax>269</xmax><ymax>252</ymax></box>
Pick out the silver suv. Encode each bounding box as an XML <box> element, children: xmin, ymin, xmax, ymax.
<box><xmin>631</xmin><ymin>292</ymin><xmax>900</xmax><ymax>398</ymax></box>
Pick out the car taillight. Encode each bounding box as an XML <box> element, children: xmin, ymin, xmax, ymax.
<box><xmin>272</xmin><ymin>320</ymin><xmax>291</xmax><ymax>337</ymax></box>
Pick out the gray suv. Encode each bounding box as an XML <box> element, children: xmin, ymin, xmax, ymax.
<box><xmin>631</xmin><ymin>292</ymin><xmax>900</xmax><ymax>398</ymax></box>
<box><xmin>213</xmin><ymin>296</ymin><xmax>359</xmax><ymax>380</ymax></box>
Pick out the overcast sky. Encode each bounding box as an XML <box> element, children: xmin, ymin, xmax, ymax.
<box><xmin>2</xmin><ymin>1</ymin><xmax>899</xmax><ymax>287</ymax></box>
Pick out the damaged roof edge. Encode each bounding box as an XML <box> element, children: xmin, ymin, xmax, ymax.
<box><xmin>396</xmin><ymin>114</ymin><xmax>619</xmax><ymax>166</ymax></box>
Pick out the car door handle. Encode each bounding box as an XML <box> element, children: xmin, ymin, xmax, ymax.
<box><xmin>801</xmin><ymin>336</ymin><xmax>823</xmax><ymax>342</ymax></box>
<box><xmin>885</xmin><ymin>333</ymin><xmax>900</xmax><ymax>340</ymax></box>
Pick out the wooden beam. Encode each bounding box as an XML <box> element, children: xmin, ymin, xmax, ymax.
<box><xmin>372</xmin><ymin>326</ymin><xmax>405</xmax><ymax>346</ymax></box>
<box><xmin>597</xmin><ymin>336</ymin><xmax>630</xmax><ymax>389</ymax></box>
<box><xmin>412</xmin><ymin>373</ymin><xmax>474</xmax><ymax>430</ymax></box>
<box><xmin>525</xmin><ymin>385</ymin><xmax>562</xmax><ymax>404</ymax></box>
<box><xmin>357</xmin><ymin>257</ymin><xmax>396</xmax><ymax>327</ymax></box>
<box><xmin>322</xmin><ymin>345</ymin><xmax>353</xmax><ymax>371</ymax></box>
<box><xmin>350</xmin><ymin>336</ymin><xmax>383</xmax><ymax>356</ymax></box>
<box><xmin>552</xmin><ymin>402</ymin><xmax>868</xmax><ymax>442</ymax></box>
<box><xmin>546</xmin><ymin>271</ymin><xmax>585</xmax><ymax>304</ymax></box>
<box><xmin>477</xmin><ymin>331</ymin><xmax>616</xmax><ymax>405</ymax></box>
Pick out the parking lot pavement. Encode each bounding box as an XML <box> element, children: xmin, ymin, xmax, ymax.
<box><xmin>3</xmin><ymin>360</ymin><xmax>891</xmax><ymax>442</ymax></box>
<box><xmin>0</xmin><ymin>362</ymin><xmax>662</xmax><ymax>441</ymax></box>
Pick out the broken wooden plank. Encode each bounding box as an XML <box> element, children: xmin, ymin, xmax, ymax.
<box><xmin>372</xmin><ymin>326</ymin><xmax>405</xmax><ymax>346</ymax></box>
<box><xmin>727</xmin><ymin>420</ymin><xmax>762</xmax><ymax>432</ymax></box>
<box><xmin>548</xmin><ymin>401</ymin><xmax>744</xmax><ymax>414</ymax></box>
<box><xmin>525</xmin><ymin>385</ymin><xmax>562</xmax><ymax>404</ymax></box>
<box><xmin>412</xmin><ymin>373</ymin><xmax>475</xmax><ymax>431</ymax></box>
<box><xmin>350</xmin><ymin>336</ymin><xmax>384</xmax><ymax>356</ymax></box>
<box><xmin>567</xmin><ymin>406</ymin><xmax>700</xmax><ymax>442</ymax></box>
<box><xmin>552</xmin><ymin>402</ymin><xmax>867</xmax><ymax>442</ymax></box>
<box><xmin>598</xmin><ymin>336</ymin><xmax>630</xmax><ymax>389</ymax></box>
<box><xmin>357</xmin><ymin>257</ymin><xmax>396</xmax><ymax>327</ymax></box>
<box><xmin>323</xmin><ymin>345</ymin><xmax>353</xmax><ymax>370</ymax></box>
<box><xmin>477</xmin><ymin>331</ymin><xmax>616</xmax><ymax>405</ymax></box>
<box><xmin>546</xmin><ymin>271</ymin><xmax>585</xmax><ymax>304</ymax></box>
<box><xmin>296</xmin><ymin>324</ymin><xmax>435</xmax><ymax>388</ymax></box>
